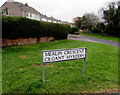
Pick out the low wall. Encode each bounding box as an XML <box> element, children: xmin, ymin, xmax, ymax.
<box><xmin>67</xmin><ymin>34</ymin><xmax>80</xmax><ymax>39</ymax></box>
<box><xmin>1</xmin><ymin>37</ymin><xmax>54</xmax><ymax>46</ymax></box>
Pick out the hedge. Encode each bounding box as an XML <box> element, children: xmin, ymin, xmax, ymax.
<box><xmin>69</xmin><ymin>26</ymin><xmax>79</xmax><ymax>34</ymax></box>
<box><xmin>2</xmin><ymin>16</ymin><xmax>70</xmax><ymax>40</ymax></box>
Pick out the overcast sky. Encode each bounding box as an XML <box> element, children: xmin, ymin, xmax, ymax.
<box><xmin>0</xmin><ymin>0</ymin><xmax>118</xmax><ymax>22</ymax></box>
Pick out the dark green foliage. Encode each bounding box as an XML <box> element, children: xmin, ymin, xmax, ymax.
<box><xmin>2</xmin><ymin>16</ymin><xmax>70</xmax><ymax>40</ymax></box>
<box><xmin>73</xmin><ymin>17</ymin><xmax>82</xmax><ymax>29</ymax></box>
<box><xmin>73</xmin><ymin>13</ymin><xmax>99</xmax><ymax>31</ymax></box>
<box><xmin>69</xmin><ymin>26</ymin><xmax>79</xmax><ymax>34</ymax></box>
<box><xmin>103</xmin><ymin>2</ymin><xmax>120</xmax><ymax>37</ymax></box>
<box><xmin>84</xmin><ymin>29</ymin><xmax>92</xmax><ymax>34</ymax></box>
<box><xmin>73</xmin><ymin>1</ymin><xmax>120</xmax><ymax>38</ymax></box>
<box><xmin>91</xmin><ymin>22</ymin><xmax>106</xmax><ymax>34</ymax></box>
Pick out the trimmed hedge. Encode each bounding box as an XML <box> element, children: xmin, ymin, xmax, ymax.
<box><xmin>69</xmin><ymin>26</ymin><xmax>79</xmax><ymax>34</ymax></box>
<box><xmin>2</xmin><ymin>16</ymin><xmax>70</xmax><ymax>40</ymax></box>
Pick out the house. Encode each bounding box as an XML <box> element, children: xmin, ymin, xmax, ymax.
<box><xmin>47</xmin><ymin>17</ymin><xmax>52</xmax><ymax>22</ymax></box>
<box><xmin>52</xmin><ymin>19</ymin><xmax>59</xmax><ymax>23</ymax></box>
<box><xmin>0</xmin><ymin>0</ymin><xmax>41</xmax><ymax>20</ymax></box>
<box><xmin>40</xmin><ymin>13</ymin><xmax>49</xmax><ymax>22</ymax></box>
<box><xmin>0</xmin><ymin>0</ymin><xmax>72</xmax><ymax>25</ymax></box>
<box><xmin>40</xmin><ymin>14</ymin><xmax>58</xmax><ymax>23</ymax></box>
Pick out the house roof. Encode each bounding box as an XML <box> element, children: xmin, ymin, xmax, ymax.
<box><xmin>1</xmin><ymin>0</ymin><xmax>71</xmax><ymax>24</ymax></box>
<box><xmin>13</xmin><ymin>2</ymin><xmax>40</xmax><ymax>15</ymax></box>
<box><xmin>1</xmin><ymin>0</ymin><xmax>40</xmax><ymax>15</ymax></box>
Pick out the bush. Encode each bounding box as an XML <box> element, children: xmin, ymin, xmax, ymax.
<box><xmin>69</xmin><ymin>26</ymin><xmax>79</xmax><ymax>34</ymax></box>
<box><xmin>2</xmin><ymin>16</ymin><xmax>70</xmax><ymax>40</ymax></box>
<box><xmin>83</xmin><ymin>29</ymin><xmax>92</xmax><ymax>34</ymax></box>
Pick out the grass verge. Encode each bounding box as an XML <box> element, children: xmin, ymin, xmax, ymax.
<box><xmin>2</xmin><ymin>40</ymin><xmax>118</xmax><ymax>93</ymax></box>
<box><xmin>80</xmin><ymin>33</ymin><xmax>120</xmax><ymax>42</ymax></box>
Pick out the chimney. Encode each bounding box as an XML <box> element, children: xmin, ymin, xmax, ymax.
<box><xmin>25</xmin><ymin>3</ymin><xmax>28</xmax><ymax>6</ymax></box>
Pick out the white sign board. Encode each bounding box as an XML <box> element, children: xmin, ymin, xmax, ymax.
<box><xmin>42</xmin><ymin>48</ymin><xmax>86</xmax><ymax>63</ymax></box>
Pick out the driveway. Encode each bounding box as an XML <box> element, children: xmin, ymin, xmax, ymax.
<box><xmin>67</xmin><ymin>34</ymin><xmax>120</xmax><ymax>48</ymax></box>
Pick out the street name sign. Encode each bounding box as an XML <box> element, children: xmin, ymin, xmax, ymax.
<box><xmin>42</xmin><ymin>48</ymin><xmax>86</xmax><ymax>63</ymax></box>
<box><xmin>42</xmin><ymin>48</ymin><xmax>87</xmax><ymax>83</ymax></box>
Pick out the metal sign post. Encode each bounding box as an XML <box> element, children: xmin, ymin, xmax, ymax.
<box><xmin>42</xmin><ymin>48</ymin><xmax>87</xmax><ymax>83</ymax></box>
<box><xmin>42</xmin><ymin>62</ymin><xmax>45</xmax><ymax>83</ymax></box>
<box><xmin>82</xmin><ymin>58</ymin><xmax>86</xmax><ymax>78</ymax></box>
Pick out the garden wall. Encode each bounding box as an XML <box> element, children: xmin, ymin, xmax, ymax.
<box><xmin>1</xmin><ymin>37</ymin><xmax>54</xmax><ymax>46</ymax></box>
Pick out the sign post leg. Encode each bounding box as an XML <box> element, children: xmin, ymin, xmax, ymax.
<box><xmin>82</xmin><ymin>58</ymin><xmax>86</xmax><ymax>78</ymax></box>
<box><xmin>42</xmin><ymin>62</ymin><xmax>45</xmax><ymax>83</ymax></box>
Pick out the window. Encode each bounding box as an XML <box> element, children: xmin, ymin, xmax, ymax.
<box><xmin>6</xmin><ymin>8</ymin><xmax>8</xmax><ymax>15</ymax></box>
<box><xmin>26</xmin><ymin>13</ymin><xmax>29</xmax><ymax>17</ymax></box>
<box><xmin>30</xmin><ymin>13</ymin><xmax>32</xmax><ymax>17</ymax></box>
<box><xmin>2</xmin><ymin>8</ymin><xmax>8</xmax><ymax>15</ymax></box>
<box><xmin>2</xmin><ymin>11</ymin><xmax>4</xmax><ymax>14</ymax></box>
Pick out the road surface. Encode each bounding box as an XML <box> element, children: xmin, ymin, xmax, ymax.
<box><xmin>68</xmin><ymin>34</ymin><xmax>120</xmax><ymax>48</ymax></box>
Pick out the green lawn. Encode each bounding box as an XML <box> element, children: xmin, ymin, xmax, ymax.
<box><xmin>80</xmin><ymin>33</ymin><xmax>120</xmax><ymax>42</ymax></box>
<box><xmin>2</xmin><ymin>40</ymin><xmax>118</xmax><ymax>93</ymax></box>
<box><xmin>0</xmin><ymin>48</ymin><xmax>2</xmax><ymax>94</ymax></box>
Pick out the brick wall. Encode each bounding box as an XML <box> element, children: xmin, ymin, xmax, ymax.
<box><xmin>1</xmin><ymin>37</ymin><xmax>54</xmax><ymax>46</ymax></box>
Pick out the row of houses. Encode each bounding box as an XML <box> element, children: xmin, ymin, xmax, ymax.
<box><xmin>0</xmin><ymin>0</ymin><xmax>72</xmax><ymax>25</ymax></box>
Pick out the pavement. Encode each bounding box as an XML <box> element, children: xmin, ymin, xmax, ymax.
<box><xmin>67</xmin><ymin>34</ymin><xmax>120</xmax><ymax>48</ymax></box>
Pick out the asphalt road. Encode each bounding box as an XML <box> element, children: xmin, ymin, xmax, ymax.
<box><xmin>68</xmin><ymin>34</ymin><xmax>120</xmax><ymax>48</ymax></box>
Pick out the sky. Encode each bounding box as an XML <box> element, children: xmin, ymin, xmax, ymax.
<box><xmin>0</xmin><ymin>0</ymin><xmax>118</xmax><ymax>22</ymax></box>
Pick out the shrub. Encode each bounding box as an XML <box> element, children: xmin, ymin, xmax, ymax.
<box><xmin>2</xmin><ymin>16</ymin><xmax>70</xmax><ymax>40</ymax></box>
<box><xmin>83</xmin><ymin>29</ymin><xmax>92</xmax><ymax>34</ymax></box>
<box><xmin>69</xmin><ymin>26</ymin><xmax>79</xmax><ymax>34</ymax></box>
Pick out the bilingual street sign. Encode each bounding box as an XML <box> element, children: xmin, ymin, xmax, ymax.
<box><xmin>42</xmin><ymin>48</ymin><xmax>86</xmax><ymax>63</ymax></box>
<box><xmin>42</xmin><ymin>48</ymin><xmax>87</xmax><ymax>83</ymax></box>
